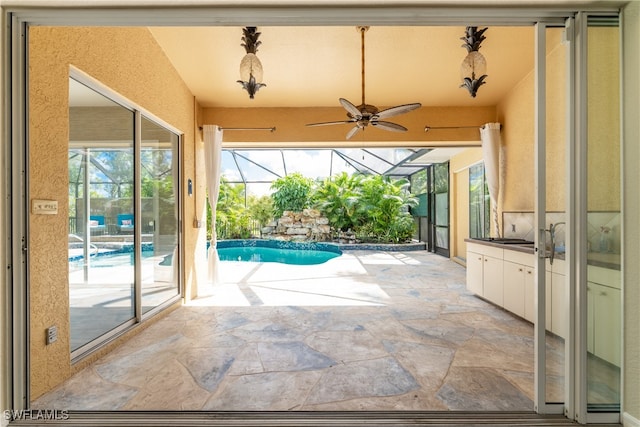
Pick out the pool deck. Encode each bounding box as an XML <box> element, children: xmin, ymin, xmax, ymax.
<box><xmin>33</xmin><ymin>250</ymin><xmax>573</xmax><ymax>411</ymax></box>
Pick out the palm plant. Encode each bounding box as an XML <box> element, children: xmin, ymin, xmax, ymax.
<box><xmin>313</xmin><ymin>172</ymin><xmax>362</xmax><ymax>233</ymax></box>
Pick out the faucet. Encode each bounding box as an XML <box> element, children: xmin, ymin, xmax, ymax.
<box><xmin>548</xmin><ymin>222</ymin><xmax>565</xmax><ymax>265</ymax></box>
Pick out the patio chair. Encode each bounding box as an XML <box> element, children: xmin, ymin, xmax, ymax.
<box><xmin>116</xmin><ymin>213</ymin><xmax>134</xmax><ymax>234</ymax></box>
<box><xmin>89</xmin><ymin>215</ymin><xmax>107</xmax><ymax>235</ymax></box>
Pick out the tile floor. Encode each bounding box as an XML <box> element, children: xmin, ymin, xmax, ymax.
<box><xmin>34</xmin><ymin>250</ymin><xmax>545</xmax><ymax>411</ymax></box>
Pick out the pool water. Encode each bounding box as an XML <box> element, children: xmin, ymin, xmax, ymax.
<box><xmin>218</xmin><ymin>246</ymin><xmax>340</xmax><ymax>265</ymax></box>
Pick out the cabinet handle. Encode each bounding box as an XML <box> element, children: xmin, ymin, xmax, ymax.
<box><xmin>527</xmin><ymin>270</ymin><xmax>532</xmax><ymax>275</ymax></box>
<box><xmin>518</xmin><ymin>268</ymin><xmax>523</xmax><ymax>272</ymax></box>
<box><xmin>478</xmin><ymin>257</ymin><xmax>482</xmax><ymax>261</ymax></box>
<box><xmin>600</xmin><ymin>291</ymin><xmax>607</xmax><ymax>296</ymax></box>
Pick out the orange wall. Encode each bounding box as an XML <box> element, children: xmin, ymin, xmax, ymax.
<box><xmin>28</xmin><ymin>26</ymin><xmax>201</xmax><ymax>399</ymax></box>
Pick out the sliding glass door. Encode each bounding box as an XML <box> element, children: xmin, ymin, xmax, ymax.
<box><xmin>68</xmin><ymin>77</ymin><xmax>181</xmax><ymax>357</ymax></box>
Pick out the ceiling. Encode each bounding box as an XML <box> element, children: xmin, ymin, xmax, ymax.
<box><xmin>148</xmin><ymin>26</ymin><xmax>536</xmax><ymax>110</ymax></box>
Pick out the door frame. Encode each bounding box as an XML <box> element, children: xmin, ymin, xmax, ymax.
<box><xmin>2</xmin><ymin>3</ymin><xmax>624</xmax><ymax>425</ymax></box>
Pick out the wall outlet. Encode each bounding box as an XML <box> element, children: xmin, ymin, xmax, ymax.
<box><xmin>46</xmin><ymin>326</ymin><xmax>58</xmax><ymax>345</ymax></box>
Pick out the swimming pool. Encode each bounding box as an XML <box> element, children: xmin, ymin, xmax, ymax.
<box><xmin>216</xmin><ymin>240</ymin><xmax>342</xmax><ymax>265</ymax></box>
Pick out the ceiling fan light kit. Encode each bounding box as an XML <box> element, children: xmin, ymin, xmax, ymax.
<box><xmin>306</xmin><ymin>26</ymin><xmax>421</xmax><ymax>140</ymax></box>
<box><xmin>460</xmin><ymin>26</ymin><xmax>488</xmax><ymax>98</ymax></box>
<box><xmin>237</xmin><ymin>26</ymin><xmax>266</xmax><ymax>99</ymax></box>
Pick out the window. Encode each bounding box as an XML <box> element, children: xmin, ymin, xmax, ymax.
<box><xmin>469</xmin><ymin>163</ymin><xmax>490</xmax><ymax>239</ymax></box>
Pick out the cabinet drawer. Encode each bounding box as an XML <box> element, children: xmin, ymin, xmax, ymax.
<box><xmin>466</xmin><ymin>242</ymin><xmax>503</xmax><ymax>259</ymax></box>
<box><xmin>587</xmin><ymin>265</ymin><xmax>621</xmax><ymax>289</ymax></box>
<box><xmin>504</xmin><ymin>249</ymin><xmax>534</xmax><ymax>266</ymax></box>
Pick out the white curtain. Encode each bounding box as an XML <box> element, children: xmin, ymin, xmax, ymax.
<box><xmin>480</xmin><ymin>123</ymin><xmax>502</xmax><ymax>237</ymax></box>
<box><xmin>204</xmin><ymin>125</ymin><xmax>223</xmax><ymax>285</ymax></box>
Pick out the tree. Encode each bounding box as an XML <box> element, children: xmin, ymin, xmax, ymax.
<box><xmin>270</xmin><ymin>173</ymin><xmax>314</xmax><ymax>217</ymax></box>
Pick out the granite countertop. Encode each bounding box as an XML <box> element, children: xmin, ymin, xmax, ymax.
<box><xmin>465</xmin><ymin>238</ymin><xmax>535</xmax><ymax>254</ymax></box>
<box><xmin>465</xmin><ymin>238</ymin><xmax>621</xmax><ymax>270</ymax></box>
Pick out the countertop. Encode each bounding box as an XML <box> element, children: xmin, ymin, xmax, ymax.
<box><xmin>465</xmin><ymin>238</ymin><xmax>621</xmax><ymax>270</ymax></box>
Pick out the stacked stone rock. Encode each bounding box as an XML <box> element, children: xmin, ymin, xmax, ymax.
<box><xmin>261</xmin><ymin>209</ymin><xmax>331</xmax><ymax>242</ymax></box>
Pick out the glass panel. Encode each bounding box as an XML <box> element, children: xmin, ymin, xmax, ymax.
<box><xmin>68</xmin><ymin>78</ymin><xmax>135</xmax><ymax>352</ymax></box>
<box><xmin>140</xmin><ymin>117</ymin><xmax>180</xmax><ymax>314</ymax></box>
<box><xmin>282</xmin><ymin>150</ymin><xmax>331</xmax><ymax>178</ymax></box>
<box><xmin>469</xmin><ymin>163</ymin><xmax>490</xmax><ymax>238</ymax></box>
<box><xmin>586</xmin><ymin>16</ymin><xmax>621</xmax><ymax>412</ymax></box>
<box><xmin>221</xmin><ymin>150</ymin><xmax>243</xmax><ymax>183</ymax></box>
<box><xmin>545</xmin><ymin>25</ymin><xmax>567</xmax><ymax>405</ymax></box>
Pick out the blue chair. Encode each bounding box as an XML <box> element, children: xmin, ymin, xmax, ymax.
<box><xmin>116</xmin><ymin>214</ymin><xmax>134</xmax><ymax>234</ymax></box>
<box><xmin>89</xmin><ymin>215</ymin><xmax>106</xmax><ymax>234</ymax></box>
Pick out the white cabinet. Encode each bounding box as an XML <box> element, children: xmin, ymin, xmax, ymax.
<box><xmin>483</xmin><ymin>255</ymin><xmax>504</xmax><ymax>306</ymax></box>
<box><xmin>587</xmin><ymin>265</ymin><xmax>621</xmax><ymax>366</ymax></box>
<box><xmin>503</xmin><ymin>249</ymin><xmax>535</xmax><ymax>321</ymax></box>
<box><xmin>466</xmin><ymin>243</ymin><xmax>504</xmax><ymax>304</ymax></box>
<box><xmin>466</xmin><ymin>251</ymin><xmax>484</xmax><ymax>296</ymax></box>
<box><xmin>503</xmin><ymin>258</ymin><xmax>535</xmax><ymax>322</ymax></box>
<box><xmin>546</xmin><ymin>259</ymin><xmax>566</xmax><ymax>339</ymax></box>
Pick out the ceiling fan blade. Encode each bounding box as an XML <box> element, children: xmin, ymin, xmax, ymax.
<box><xmin>375</xmin><ymin>103</ymin><xmax>422</xmax><ymax>120</ymax></box>
<box><xmin>306</xmin><ymin>120</ymin><xmax>354</xmax><ymax>127</ymax></box>
<box><xmin>346</xmin><ymin>125</ymin><xmax>361</xmax><ymax>140</ymax></box>
<box><xmin>371</xmin><ymin>121</ymin><xmax>408</xmax><ymax>132</ymax></box>
<box><xmin>339</xmin><ymin>98</ymin><xmax>363</xmax><ymax>118</ymax></box>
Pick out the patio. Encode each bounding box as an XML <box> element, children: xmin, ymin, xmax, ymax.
<box><xmin>33</xmin><ymin>250</ymin><xmax>540</xmax><ymax>411</ymax></box>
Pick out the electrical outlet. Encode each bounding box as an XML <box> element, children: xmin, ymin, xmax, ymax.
<box><xmin>46</xmin><ymin>326</ymin><xmax>58</xmax><ymax>345</ymax></box>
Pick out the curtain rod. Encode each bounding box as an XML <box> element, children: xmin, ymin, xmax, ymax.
<box><xmin>199</xmin><ymin>126</ymin><xmax>276</xmax><ymax>132</ymax></box>
<box><xmin>424</xmin><ymin>124</ymin><xmax>502</xmax><ymax>132</ymax></box>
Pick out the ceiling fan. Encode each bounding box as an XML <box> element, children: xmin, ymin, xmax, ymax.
<box><xmin>306</xmin><ymin>26</ymin><xmax>422</xmax><ymax>140</ymax></box>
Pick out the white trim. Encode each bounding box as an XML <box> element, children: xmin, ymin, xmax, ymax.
<box><xmin>623</xmin><ymin>412</ymin><xmax>640</xmax><ymax>427</ymax></box>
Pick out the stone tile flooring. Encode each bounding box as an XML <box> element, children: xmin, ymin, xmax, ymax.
<box><xmin>34</xmin><ymin>250</ymin><xmax>541</xmax><ymax>411</ymax></box>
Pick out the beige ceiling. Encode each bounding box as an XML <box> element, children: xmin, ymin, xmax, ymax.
<box><xmin>149</xmin><ymin>25</ymin><xmax>536</xmax><ymax>110</ymax></box>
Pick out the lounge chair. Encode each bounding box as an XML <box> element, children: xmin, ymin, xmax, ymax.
<box><xmin>116</xmin><ymin>213</ymin><xmax>134</xmax><ymax>234</ymax></box>
<box><xmin>89</xmin><ymin>215</ymin><xmax>106</xmax><ymax>234</ymax></box>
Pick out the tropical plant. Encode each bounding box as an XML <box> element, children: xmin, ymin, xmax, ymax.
<box><xmin>313</xmin><ymin>172</ymin><xmax>362</xmax><ymax>233</ymax></box>
<box><xmin>355</xmin><ymin>175</ymin><xmax>418</xmax><ymax>237</ymax></box>
<box><xmin>248</xmin><ymin>195</ymin><xmax>274</xmax><ymax>228</ymax></box>
<box><xmin>209</xmin><ymin>179</ymin><xmax>253</xmax><ymax>240</ymax></box>
<box><xmin>270</xmin><ymin>172</ymin><xmax>314</xmax><ymax>217</ymax></box>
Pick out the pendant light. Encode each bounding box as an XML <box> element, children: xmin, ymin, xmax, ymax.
<box><xmin>460</xmin><ymin>26</ymin><xmax>488</xmax><ymax>98</ymax></box>
<box><xmin>237</xmin><ymin>27</ymin><xmax>266</xmax><ymax>99</ymax></box>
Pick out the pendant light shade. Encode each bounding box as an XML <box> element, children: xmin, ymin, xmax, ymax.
<box><xmin>460</xmin><ymin>27</ymin><xmax>488</xmax><ymax>98</ymax></box>
<box><xmin>237</xmin><ymin>27</ymin><xmax>266</xmax><ymax>99</ymax></box>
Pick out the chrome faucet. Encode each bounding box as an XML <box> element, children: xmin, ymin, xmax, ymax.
<box><xmin>548</xmin><ymin>222</ymin><xmax>565</xmax><ymax>265</ymax></box>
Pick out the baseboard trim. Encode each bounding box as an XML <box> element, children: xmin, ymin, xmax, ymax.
<box><xmin>624</xmin><ymin>412</ymin><xmax>640</xmax><ymax>427</ymax></box>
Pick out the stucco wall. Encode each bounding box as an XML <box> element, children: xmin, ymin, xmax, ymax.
<box><xmin>28</xmin><ymin>26</ymin><xmax>201</xmax><ymax>399</ymax></box>
<box><xmin>203</xmin><ymin>106</ymin><xmax>497</xmax><ymax>145</ymax></box>
<box><xmin>497</xmin><ymin>29</ymin><xmax>567</xmax><ymax>215</ymax></box>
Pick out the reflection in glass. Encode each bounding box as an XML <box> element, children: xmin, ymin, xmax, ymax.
<box><xmin>68</xmin><ymin>79</ymin><xmax>135</xmax><ymax>352</ymax></box>
<box><xmin>140</xmin><ymin>117</ymin><xmax>181</xmax><ymax>314</ymax></box>
<box><xmin>586</xmin><ymin>17</ymin><xmax>621</xmax><ymax>412</ymax></box>
<box><xmin>545</xmin><ymin>26</ymin><xmax>567</xmax><ymax>405</ymax></box>
<box><xmin>469</xmin><ymin>163</ymin><xmax>490</xmax><ymax>239</ymax></box>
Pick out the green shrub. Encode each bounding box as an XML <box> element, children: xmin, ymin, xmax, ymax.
<box><xmin>270</xmin><ymin>173</ymin><xmax>314</xmax><ymax>217</ymax></box>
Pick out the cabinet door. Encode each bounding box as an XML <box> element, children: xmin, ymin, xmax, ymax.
<box><xmin>503</xmin><ymin>261</ymin><xmax>525</xmax><ymax>317</ymax></box>
<box><xmin>466</xmin><ymin>251</ymin><xmax>483</xmax><ymax>296</ymax></box>
<box><xmin>551</xmin><ymin>272</ymin><xmax>567</xmax><ymax>338</ymax></box>
<box><xmin>587</xmin><ymin>283</ymin><xmax>595</xmax><ymax>354</ymax></box>
<box><xmin>523</xmin><ymin>267</ymin><xmax>535</xmax><ymax>323</ymax></box>
<box><xmin>593</xmin><ymin>283</ymin><xmax>621</xmax><ymax>366</ymax></box>
<box><xmin>483</xmin><ymin>256</ymin><xmax>504</xmax><ymax>306</ymax></box>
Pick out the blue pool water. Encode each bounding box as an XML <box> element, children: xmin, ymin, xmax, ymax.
<box><xmin>216</xmin><ymin>239</ymin><xmax>342</xmax><ymax>265</ymax></box>
<box><xmin>218</xmin><ymin>246</ymin><xmax>340</xmax><ymax>265</ymax></box>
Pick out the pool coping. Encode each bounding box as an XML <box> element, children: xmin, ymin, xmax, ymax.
<box><xmin>216</xmin><ymin>239</ymin><xmax>426</xmax><ymax>253</ymax></box>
